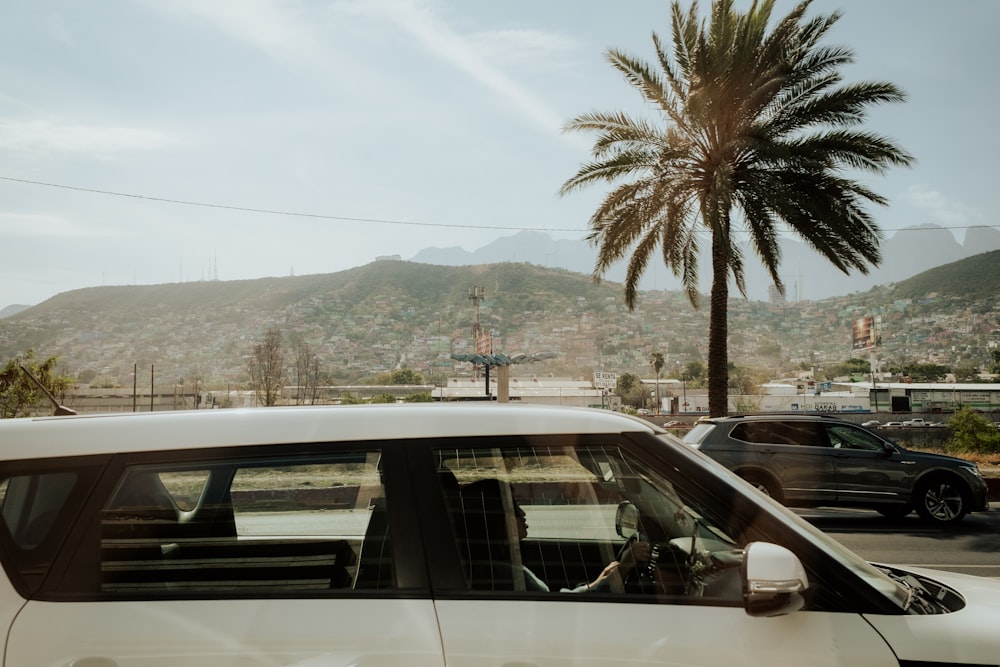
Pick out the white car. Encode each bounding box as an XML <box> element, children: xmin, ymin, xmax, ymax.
<box><xmin>0</xmin><ymin>404</ymin><xmax>997</xmax><ymax>666</ymax></box>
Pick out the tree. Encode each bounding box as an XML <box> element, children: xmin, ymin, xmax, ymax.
<box><xmin>989</xmin><ymin>349</ymin><xmax>1000</xmax><ymax>375</ymax></box>
<box><xmin>0</xmin><ymin>350</ymin><xmax>72</xmax><ymax>418</ymax></box>
<box><xmin>650</xmin><ymin>351</ymin><xmax>665</xmax><ymax>413</ymax></box>
<box><xmin>390</xmin><ymin>368</ymin><xmax>424</xmax><ymax>385</ymax></box>
<box><xmin>615</xmin><ymin>372</ymin><xmax>644</xmax><ymax>408</ymax></box>
<box><xmin>683</xmin><ymin>360</ymin><xmax>706</xmax><ymax>385</ymax></box>
<box><xmin>560</xmin><ymin>0</ymin><xmax>912</xmax><ymax>416</ymax></box>
<box><xmin>293</xmin><ymin>342</ymin><xmax>321</xmax><ymax>405</ymax></box>
<box><xmin>904</xmin><ymin>363</ymin><xmax>949</xmax><ymax>383</ymax></box>
<box><xmin>952</xmin><ymin>361</ymin><xmax>979</xmax><ymax>383</ymax></box>
<box><xmin>248</xmin><ymin>328</ymin><xmax>285</xmax><ymax>407</ymax></box>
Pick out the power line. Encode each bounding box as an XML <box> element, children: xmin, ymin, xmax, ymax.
<box><xmin>0</xmin><ymin>175</ymin><xmax>585</xmax><ymax>234</ymax></box>
<box><xmin>1</xmin><ymin>175</ymin><xmax>994</xmax><ymax>235</ymax></box>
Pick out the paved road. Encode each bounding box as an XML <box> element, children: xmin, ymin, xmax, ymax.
<box><xmin>797</xmin><ymin>503</ymin><xmax>1000</xmax><ymax>578</ymax></box>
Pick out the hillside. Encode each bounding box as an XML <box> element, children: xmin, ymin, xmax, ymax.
<box><xmin>1</xmin><ymin>256</ymin><xmax>998</xmax><ymax>389</ymax></box>
<box><xmin>410</xmin><ymin>226</ymin><xmax>1000</xmax><ymax>302</ymax></box>
<box><xmin>889</xmin><ymin>250</ymin><xmax>1000</xmax><ymax>301</ymax></box>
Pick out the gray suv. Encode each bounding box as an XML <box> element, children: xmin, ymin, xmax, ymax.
<box><xmin>682</xmin><ymin>414</ymin><xmax>989</xmax><ymax>524</ymax></box>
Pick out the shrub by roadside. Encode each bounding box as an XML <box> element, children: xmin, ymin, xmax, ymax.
<box><xmin>945</xmin><ymin>408</ymin><xmax>1000</xmax><ymax>457</ymax></box>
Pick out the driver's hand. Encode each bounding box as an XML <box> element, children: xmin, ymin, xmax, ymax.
<box><xmin>618</xmin><ymin>540</ymin><xmax>652</xmax><ymax>575</ymax></box>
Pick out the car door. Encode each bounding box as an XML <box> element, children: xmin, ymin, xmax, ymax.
<box><xmin>5</xmin><ymin>443</ymin><xmax>444</xmax><ymax>667</ymax></box>
<box><xmin>736</xmin><ymin>420</ymin><xmax>838</xmax><ymax>505</ymax></box>
<box><xmin>823</xmin><ymin>423</ymin><xmax>914</xmax><ymax>505</ymax></box>
<box><xmin>420</xmin><ymin>435</ymin><xmax>899</xmax><ymax>667</ymax></box>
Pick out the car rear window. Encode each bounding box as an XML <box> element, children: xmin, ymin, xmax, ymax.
<box><xmin>96</xmin><ymin>450</ymin><xmax>395</xmax><ymax>597</ymax></box>
<box><xmin>681</xmin><ymin>423</ymin><xmax>714</xmax><ymax>444</ymax></box>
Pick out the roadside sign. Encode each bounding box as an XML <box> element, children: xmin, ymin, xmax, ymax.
<box><xmin>593</xmin><ymin>371</ymin><xmax>618</xmax><ymax>390</ymax></box>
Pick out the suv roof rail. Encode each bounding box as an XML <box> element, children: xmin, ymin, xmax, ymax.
<box><xmin>721</xmin><ymin>412</ymin><xmax>848</xmax><ymax>420</ymax></box>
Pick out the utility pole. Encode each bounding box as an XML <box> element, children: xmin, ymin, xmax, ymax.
<box><xmin>469</xmin><ymin>286</ymin><xmax>485</xmax><ymax>387</ymax></box>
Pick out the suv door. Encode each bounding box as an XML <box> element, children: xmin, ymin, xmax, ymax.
<box><xmin>731</xmin><ymin>420</ymin><xmax>837</xmax><ymax>506</ymax></box>
<box><xmin>822</xmin><ymin>423</ymin><xmax>914</xmax><ymax>507</ymax></box>
<box><xmin>418</xmin><ymin>435</ymin><xmax>899</xmax><ymax>667</ymax></box>
<box><xmin>6</xmin><ymin>443</ymin><xmax>445</xmax><ymax>667</ymax></box>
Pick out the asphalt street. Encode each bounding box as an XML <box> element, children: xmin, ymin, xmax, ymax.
<box><xmin>797</xmin><ymin>503</ymin><xmax>1000</xmax><ymax>579</ymax></box>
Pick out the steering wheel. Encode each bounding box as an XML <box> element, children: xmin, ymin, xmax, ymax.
<box><xmin>615</xmin><ymin>502</ymin><xmax>663</xmax><ymax>593</ymax></box>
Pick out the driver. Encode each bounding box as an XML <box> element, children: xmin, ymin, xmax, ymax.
<box><xmin>457</xmin><ymin>478</ymin><xmax>649</xmax><ymax>593</ymax></box>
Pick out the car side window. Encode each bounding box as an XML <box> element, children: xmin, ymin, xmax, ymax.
<box><xmin>731</xmin><ymin>421</ymin><xmax>825</xmax><ymax>447</ymax></box>
<box><xmin>99</xmin><ymin>450</ymin><xmax>394</xmax><ymax>596</ymax></box>
<box><xmin>825</xmin><ymin>425</ymin><xmax>886</xmax><ymax>452</ymax></box>
<box><xmin>434</xmin><ymin>443</ymin><xmax>746</xmax><ymax>605</ymax></box>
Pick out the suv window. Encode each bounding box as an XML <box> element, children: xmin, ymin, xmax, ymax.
<box><xmin>434</xmin><ymin>443</ymin><xmax>746</xmax><ymax>604</ymax></box>
<box><xmin>825</xmin><ymin>424</ymin><xmax>886</xmax><ymax>452</ymax></box>
<box><xmin>98</xmin><ymin>450</ymin><xmax>393</xmax><ymax>596</ymax></box>
<box><xmin>730</xmin><ymin>421</ymin><xmax>826</xmax><ymax>447</ymax></box>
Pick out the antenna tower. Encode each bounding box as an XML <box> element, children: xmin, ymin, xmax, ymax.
<box><xmin>469</xmin><ymin>285</ymin><xmax>484</xmax><ymax>343</ymax></box>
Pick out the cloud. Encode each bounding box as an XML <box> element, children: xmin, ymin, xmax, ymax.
<box><xmin>150</xmin><ymin>0</ymin><xmax>326</xmax><ymax>65</ymax></box>
<box><xmin>0</xmin><ymin>120</ymin><xmax>178</xmax><ymax>155</ymax></box>
<box><xmin>472</xmin><ymin>28</ymin><xmax>579</xmax><ymax>69</ymax></box>
<box><xmin>339</xmin><ymin>0</ymin><xmax>578</xmax><ymax>139</ymax></box>
<box><xmin>0</xmin><ymin>212</ymin><xmax>107</xmax><ymax>239</ymax></box>
<box><xmin>905</xmin><ymin>184</ymin><xmax>983</xmax><ymax>227</ymax></box>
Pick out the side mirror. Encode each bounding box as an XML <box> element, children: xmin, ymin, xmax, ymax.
<box><xmin>741</xmin><ymin>542</ymin><xmax>808</xmax><ymax>617</ymax></box>
<box><xmin>615</xmin><ymin>501</ymin><xmax>640</xmax><ymax>540</ymax></box>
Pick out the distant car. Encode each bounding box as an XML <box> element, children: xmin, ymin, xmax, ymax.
<box><xmin>902</xmin><ymin>418</ymin><xmax>930</xmax><ymax>427</ymax></box>
<box><xmin>861</xmin><ymin>420</ymin><xmax>881</xmax><ymax>427</ymax></box>
<box><xmin>682</xmin><ymin>413</ymin><xmax>988</xmax><ymax>524</ymax></box>
<box><xmin>883</xmin><ymin>421</ymin><xmax>903</xmax><ymax>427</ymax></box>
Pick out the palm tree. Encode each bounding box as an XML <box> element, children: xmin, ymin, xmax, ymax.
<box><xmin>650</xmin><ymin>351</ymin><xmax>665</xmax><ymax>413</ymax></box>
<box><xmin>560</xmin><ymin>0</ymin><xmax>912</xmax><ymax>416</ymax></box>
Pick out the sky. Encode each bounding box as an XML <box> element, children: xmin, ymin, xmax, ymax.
<box><xmin>2</xmin><ymin>0</ymin><xmax>998</xmax><ymax>308</ymax></box>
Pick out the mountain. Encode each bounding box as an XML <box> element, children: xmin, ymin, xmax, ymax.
<box><xmin>1</xmin><ymin>253</ymin><xmax>998</xmax><ymax>392</ymax></box>
<box><xmin>410</xmin><ymin>225</ymin><xmax>1000</xmax><ymax>301</ymax></box>
<box><xmin>890</xmin><ymin>249</ymin><xmax>1000</xmax><ymax>301</ymax></box>
<box><xmin>0</xmin><ymin>304</ymin><xmax>30</xmax><ymax>319</ymax></box>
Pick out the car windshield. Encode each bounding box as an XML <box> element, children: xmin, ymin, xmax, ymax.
<box><xmin>657</xmin><ymin>433</ymin><xmax>911</xmax><ymax>610</ymax></box>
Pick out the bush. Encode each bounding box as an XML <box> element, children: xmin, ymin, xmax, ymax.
<box><xmin>946</xmin><ymin>408</ymin><xmax>1000</xmax><ymax>455</ymax></box>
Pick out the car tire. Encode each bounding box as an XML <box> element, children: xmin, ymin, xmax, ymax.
<box><xmin>914</xmin><ymin>476</ymin><xmax>969</xmax><ymax>525</ymax></box>
<box><xmin>739</xmin><ymin>471</ymin><xmax>784</xmax><ymax>504</ymax></box>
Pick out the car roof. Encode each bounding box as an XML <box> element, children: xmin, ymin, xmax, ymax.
<box><xmin>0</xmin><ymin>404</ymin><xmax>662</xmax><ymax>461</ymax></box>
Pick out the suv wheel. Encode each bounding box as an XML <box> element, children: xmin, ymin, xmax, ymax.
<box><xmin>914</xmin><ymin>476</ymin><xmax>969</xmax><ymax>525</ymax></box>
<box><xmin>739</xmin><ymin>471</ymin><xmax>783</xmax><ymax>504</ymax></box>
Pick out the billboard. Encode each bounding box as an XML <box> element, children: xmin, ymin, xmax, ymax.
<box><xmin>592</xmin><ymin>371</ymin><xmax>618</xmax><ymax>390</ymax></box>
<box><xmin>476</xmin><ymin>333</ymin><xmax>492</xmax><ymax>355</ymax></box>
<box><xmin>851</xmin><ymin>315</ymin><xmax>881</xmax><ymax>350</ymax></box>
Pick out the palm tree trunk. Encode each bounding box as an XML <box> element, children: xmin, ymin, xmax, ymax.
<box><xmin>708</xmin><ymin>228</ymin><xmax>730</xmax><ymax>417</ymax></box>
